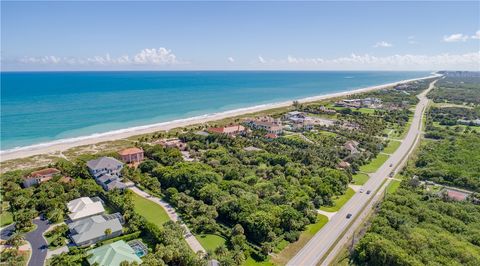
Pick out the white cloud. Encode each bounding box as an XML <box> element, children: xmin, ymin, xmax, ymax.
<box><xmin>373</xmin><ymin>41</ymin><xmax>393</xmax><ymax>48</ymax></box>
<box><xmin>263</xmin><ymin>52</ymin><xmax>480</xmax><ymax>70</ymax></box>
<box><xmin>227</xmin><ymin>57</ymin><xmax>235</xmax><ymax>63</ymax></box>
<box><xmin>17</xmin><ymin>47</ymin><xmax>180</xmax><ymax>66</ymax></box>
<box><xmin>471</xmin><ymin>30</ymin><xmax>480</xmax><ymax>40</ymax></box>
<box><xmin>443</xmin><ymin>33</ymin><xmax>469</xmax><ymax>42</ymax></box>
<box><xmin>407</xmin><ymin>36</ymin><xmax>417</xmax><ymax>45</ymax></box>
<box><xmin>258</xmin><ymin>55</ymin><xmax>266</xmax><ymax>64</ymax></box>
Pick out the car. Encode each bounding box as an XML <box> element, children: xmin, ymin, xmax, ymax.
<box><xmin>389</xmin><ymin>172</ymin><xmax>394</xmax><ymax>177</ymax></box>
<box><xmin>359</xmin><ymin>188</ymin><xmax>364</xmax><ymax>193</ymax></box>
<box><xmin>366</xmin><ymin>190</ymin><xmax>371</xmax><ymax>194</ymax></box>
<box><xmin>389</xmin><ymin>163</ymin><xmax>393</xmax><ymax>167</ymax></box>
<box><xmin>346</xmin><ymin>213</ymin><xmax>352</xmax><ymax>219</ymax></box>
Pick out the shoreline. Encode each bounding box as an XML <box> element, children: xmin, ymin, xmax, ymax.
<box><xmin>0</xmin><ymin>74</ymin><xmax>439</xmax><ymax>162</ymax></box>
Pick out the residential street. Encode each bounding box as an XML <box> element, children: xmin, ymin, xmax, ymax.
<box><xmin>25</xmin><ymin>218</ymin><xmax>50</xmax><ymax>266</ymax></box>
<box><xmin>129</xmin><ymin>186</ymin><xmax>206</xmax><ymax>254</ymax></box>
<box><xmin>287</xmin><ymin>79</ymin><xmax>438</xmax><ymax>266</ymax></box>
<box><xmin>0</xmin><ymin>224</ymin><xmax>15</xmax><ymax>241</ymax></box>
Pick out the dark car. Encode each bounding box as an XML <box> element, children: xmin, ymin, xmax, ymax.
<box><xmin>346</xmin><ymin>213</ymin><xmax>352</xmax><ymax>219</ymax></box>
<box><xmin>366</xmin><ymin>190</ymin><xmax>371</xmax><ymax>194</ymax></box>
<box><xmin>389</xmin><ymin>172</ymin><xmax>394</xmax><ymax>177</ymax></box>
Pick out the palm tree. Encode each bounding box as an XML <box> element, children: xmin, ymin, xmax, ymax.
<box><xmin>6</xmin><ymin>232</ymin><xmax>25</xmax><ymax>249</ymax></box>
<box><xmin>104</xmin><ymin>228</ymin><xmax>112</xmax><ymax>236</ymax></box>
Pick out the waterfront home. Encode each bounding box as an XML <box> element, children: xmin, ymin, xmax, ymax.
<box><xmin>87</xmin><ymin>157</ymin><xmax>124</xmax><ymax>178</ymax></box>
<box><xmin>265</xmin><ymin>133</ymin><xmax>278</xmax><ymax>139</ymax></box>
<box><xmin>118</xmin><ymin>147</ymin><xmax>144</xmax><ymax>164</ymax></box>
<box><xmin>344</xmin><ymin>140</ymin><xmax>360</xmax><ymax>154</ymax></box>
<box><xmin>245</xmin><ymin>119</ymin><xmax>283</xmax><ymax>134</ymax></box>
<box><xmin>69</xmin><ymin>214</ymin><xmax>123</xmax><ymax>246</ymax></box>
<box><xmin>67</xmin><ymin>197</ymin><xmax>105</xmax><ymax>221</ymax></box>
<box><xmin>155</xmin><ymin>138</ymin><xmax>187</xmax><ymax>150</ymax></box>
<box><xmin>22</xmin><ymin>168</ymin><xmax>60</xmax><ymax>188</ymax></box>
<box><xmin>87</xmin><ymin>240</ymin><xmax>143</xmax><ymax>266</ymax></box>
<box><xmin>207</xmin><ymin>125</ymin><xmax>246</xmax><ymax>136</ymax></box>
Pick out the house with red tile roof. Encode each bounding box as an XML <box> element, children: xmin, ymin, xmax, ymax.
<box><xmin>23</xmin><ymin>168</ymin><xmax>61</xmax><ymax>188</ymax></box>
<box><xmin>118</xmin><ymin>147</ymin><xmax>144</xmax><ymax>164</ymax></box>
<box><xmin>207</xmin><ymin>125</ymin><xmax>246</xmax><ymax>136</ymax></box>
<box><xmin>264</xmin><ymin>133</ymin><xmax>278</xmax><ymax>139</ymax></box>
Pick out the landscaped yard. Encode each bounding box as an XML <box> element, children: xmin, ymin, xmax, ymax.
<box><xmin>352</xmin><ymin>173</ymin><xmax>370</xmax><ymax>185</ymax></box>
<box><xmin>196</xmin><ymin>234</ymin><xmax>226</xmax><ymax>253</ymax></box>
<box><xmin>383</xmin><ymin>140</ymin><xmax>401</xmax><ymax>154</ymax></box>
<box><xmin>320</xmin><ymin>187</ymin><xmax>355</xmax><ymax>212</ymax></box>
<box><xmin>387</xmin><ymin>180</ymin><xmax>402</xmax><ymax>194</ymax></box>
<box><xmin>0</xmin><ymin>211</ymin><xmax>13</xmax><ymax>227</ymax></box>
<box><xmin>359</xmin><ymin>154</ymin><xmax>389</xmax><ymax>173</ymax></box>
<box><xmin>130</xmin><ymin>192</ymin><xmax>170</xmax><ymax>228</ymax></box>
<box><xmin>269</xmin><ymin>214</ymin><xmax>329</xmax><ymax>265</ymax></box>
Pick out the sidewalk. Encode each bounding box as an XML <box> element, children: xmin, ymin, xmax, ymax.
<box><xmin>129</xmin><ymin>186</ymin><xmax>206</xmax><ymax>254</ymax></box>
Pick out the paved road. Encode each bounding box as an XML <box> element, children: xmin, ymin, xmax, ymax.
<box><xmin>129</xmin><ymin>186</ymin><xmax>206</xmax><ymax>254</ymax></box>
<box><xmin>25</xmin><ymin>218</ymin><xmax>50</xmax><ymax>266</ymax></box>
<box><xmin>287</xmin><ymin>79</ymin><xmax>438</xmax><ymax>266</ymax></box>
<box><xmin>0</xmin><ymin>223</ymin><xmax>15</xmax><ymax>241</ymax></box>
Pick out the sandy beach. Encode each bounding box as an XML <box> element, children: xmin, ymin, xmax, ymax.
<box><xmin>0</xmin><ymin>74</ymin><xmax>440</xmax><ymax>162</ymax></box>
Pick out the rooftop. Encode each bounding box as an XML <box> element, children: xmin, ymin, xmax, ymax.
<box><xmin>87</xmin><ymin>240</ymin><xmax>142</xmax><ymax>266</ymax></box>
<box><xmin>67</xmin><ymin>197</ymin><xmax>105</xmax><ymax>221</ymax></box>
<box><xmin>27</xmin><ymin>168</ymin><xmax>60</xmax><ymax>178</ymax></box>
<box><xmin>87</xmin><ymin>157</ymin><xmax>123</xmax><ymax>171</ymax></box>
<box><xmin>69</xmin><ymin>215</ymin><xmax>123</xmax><ymax>245</ymax></box>
<box><xmin>118</xmin><ymin>147</ymin><xmax>143</xmax><ymax>156</ymax></box>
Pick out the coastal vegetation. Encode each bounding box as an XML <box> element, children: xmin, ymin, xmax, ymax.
<box><xmin>0</xmin><ymin>78</ymin><xmax>433</xmax><ymax>265</ymax></box>
<box><xmin>350</xmin><ymin>75</ymin><xmax>480</xmax><ymax>266</ymax></box>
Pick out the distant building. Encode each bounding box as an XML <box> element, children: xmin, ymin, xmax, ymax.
<box><xmin>118</xmin><ymin>147</ymin><xmax>144</xmax><ymax>164</ymax></box>
<box><xmin>23</xmin><ymin>168</ymin><xmax>60</xmax><ymax>188</ymax></box>
<box><xmin>155</xmin><ymin>138</ymin><xmax>187</xmax><ymax>150</ymax></box>
<box><xmin>338</xmin><ymin>161</ymin><xmax>351</xmax><ymax>169</ymax></box>
<box><xmin>207</xmin><ymin>125</ymin><xmax>246</xmax><ymax>136</ymax></box>
<box><xmin>87</xmin><ymin>240</ymin><xmax>143</xmax><ymax>266</ymax></box>
<box><xmin>318</xmin><ymin>105</ymin><xmax>337</xmax><ymax>114</ymax></box>
<box><xmin>245</xmin><ymin>119</ymin><xmax>283</xmax><ymax>134</ymax></box>
<box><xmin>344</xmin><ymin>140</ymin><xmax>360</xmax><ymax>154</ymax></box>
<box><xmin>457</xmin><ymin>119</ymin><xmax>480</xmax><ymax>126</ymax></box>
<box><xmin>69</xmin><ymin>214</ymin><xmax>123</xmax><ymax>246</ymax></box>
<box><xmin>265</xmin><ymin>133</ymin><xmax>279</xmax><ymax>139</ymax></box>
<box><xmin>67</xmin><ymin>197</ymin><xmax>105</xmax><ymax>221</ymax></box>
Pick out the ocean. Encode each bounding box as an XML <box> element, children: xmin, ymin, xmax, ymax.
<box><xmin>1</xmin><ymin>71</ymin><xmax>430</xmax><ymax>151</ymax></box>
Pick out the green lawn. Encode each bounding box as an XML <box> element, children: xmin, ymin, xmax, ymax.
<box><xmin>383</xmin><ymin>140</ymin><xmax>402</xmax><ymax>154</ymax></box>
<box><xmin>0</xmin><ymin>211</ymin><xmax>13</xmax><ymax>227</ymax></box>
<box><xmin>352</xmin><ymin>173</ymin><xmax>370</xmax><ymax>185</ymax></box>
<box><xmin>244</xmin><ymin>256</ymin><xmax>275</xmax><ymax>266</ymax></box>
<box><xmin>269</xmin><ymin>214</ymin><xmax>329</xmax><ymax>265</ymax></box>
<box><xmin>320</xmin><ymin>187</ymin><xmax>355</xmax><ymax>212</ymax></box>
<box><xmin>387</xmin><ymin>180</ymin><xmax>402</xmax><ymax>194</ymax></box>
<box><xmin>196</xmin><ymin>234</ymin><xmax>226</xmax><ymax>252</ymax></box>
<box><xmin>130</xmin><ymin>192</ymin><xmax>170</xmax><ymax>228</ymax></box>
<box><xmin>359</xmin><ymin>154</ymin><xmax>389</xmax><ymax>173</ymax></box>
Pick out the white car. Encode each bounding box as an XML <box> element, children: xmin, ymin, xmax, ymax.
<box><xmin>359</xmin><ymin>188</ymin><xmax>364</xmax><ymax>193</ymax></box>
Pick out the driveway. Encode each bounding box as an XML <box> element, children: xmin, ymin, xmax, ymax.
<box><xmin>0</xmin><ymin>223</ymin><xmax>15</xmax><ymax>241</ymax></box>
<box><xmin>25</xmin><ymin>218</ymin><xmax>50</xmax><ymax>266</ymax></box>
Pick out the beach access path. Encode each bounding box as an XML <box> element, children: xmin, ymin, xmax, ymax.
<box><xmin>128</xmin><ymin>186</ymin><xmax>206</xmax><ymax>254</ymax></box>
<box><xmin>0</xmin><ymin>75</ymin><xmax>440</xmax><ymax>163</ymax></box>
<box><xmin>287</xmin><ymin>79</ymin><xmax>438</xmax><ymax>266</ymax></box>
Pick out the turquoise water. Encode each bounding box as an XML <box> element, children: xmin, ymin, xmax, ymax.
<box><xmin>1</xmin><ymin>71</ymin><xmax>429</xmax><ymax>150</ymax></box>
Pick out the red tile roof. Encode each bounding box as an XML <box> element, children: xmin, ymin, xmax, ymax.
<box><xmin>119</xmin><ymin>147</ymin><xmax>143</xmax><ymax>156</ymax></box>
<box><xmin>265</xmin><ymin>133</ymin><xmax>278</xmax><ymax>139</ymax></box>
<box><xmin>30</xmin><ymin>168</ymin><xmax>60</xmax><ymax>178</ymax></box>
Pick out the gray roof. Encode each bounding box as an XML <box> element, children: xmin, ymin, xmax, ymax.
<box><xmin>87</xmin><ymin>157</ymin><xmax>123</xmax><ymax>171</ymax></box>
<box><xmin>106</xmin><ymin>180</ymin><xmax>127</xmax><ymax>191</ymax></box>
<box><xmin>97</xmin><ymin>174</ymin><xmax>115</xmax><ymax>184</ymax></box>
<box><xmin>69</xmin><ymin>215</ymin><xmax>122</xmax><ymax>245</ymax></box>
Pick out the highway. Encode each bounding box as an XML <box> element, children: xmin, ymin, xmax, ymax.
<box><xmin>287</xmin><ymin>79</ymin><xmax>438</xmax><ymax>266</ymax></box>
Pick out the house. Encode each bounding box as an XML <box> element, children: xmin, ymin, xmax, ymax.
<box><xmin>69</xmin><ymin>214</ymin><xmax>123</xmax><ymax>246</ymax></box>
<box><xmin>265</xmin><ymin>133</ymin><xmax>278</xmax><ymax>139</ymax></box>
<box><xmin>338</xmin><ymin>161</ymin><xmax>351</xmax><ymax>169</ymax></box>
<box><xmin>344</xmin><ymin>140</ymin><xmax>360</xmax><ymax>154</ymax></box>
<box><xmin>23</xmin><ymin>168</ymin><xmax>60</xmax><ymax>188</ymax></box>
<box><xmin>245</xmin><ymin>119</ymin><xmax>283</xmax><ymax>134</ymax></box>
<box><xmin>207</xmin><ymin>125</ymin><xmax>246</xmax><ymax>136</ymax></box>
<box><xmin>87</xmin><ymin>240</ymin><xmax>142</xmax><ymax>266</ymax></box>
<box><xmin>155</xmin><ymin>138</ymin><xmax>187</xmax><ymax>150</ymax></box>
<box><xmin>87</xmin><ymin>157</ymin><xmax>124</xmax><ymax>179</ymax></box>
<box><xmin>118</xmin><ymin>147</ymin><xmax>144</xmax><ymax>164</ymax></box>
<box><xmin>87</xmin><ymin>157</ymin><xmax>126</xmax><ymax>191</ymax></box>
<box><xmin>318</xmin><ymin>105</ymin><xmax>337</xmax><ymax>114</ymax></box>
<box><xmin>458</xmin><ymin>119</ymin><xmax>480</xmax><ymax>126</ymax></box>
<box><xmin>67</xmin><ymin>197</ymin><xmax>105</xmax><ymax>221</ymax></box>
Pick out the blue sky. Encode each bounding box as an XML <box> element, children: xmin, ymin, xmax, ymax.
<box><xmin>2</xmin><ymin>1</ymin><xmax>479</xmax><ymax>70</ymax></box>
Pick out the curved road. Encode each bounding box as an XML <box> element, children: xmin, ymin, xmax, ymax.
<box><xmin>287</xmin><ymin>79</ymin><xmax>438</xmax><ymax>266</ymax></box>
<box><xmin>26</xmin><ymin>218</ymin><xmax>50</xmax><ymax>266</ymax></box>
